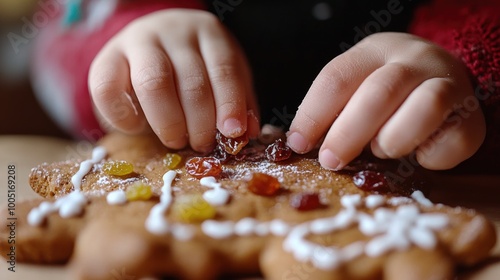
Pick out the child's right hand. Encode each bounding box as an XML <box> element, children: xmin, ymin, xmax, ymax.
<box><xmin>89</xmin><ymin>9</ymin><xmax>259</xmax><ymax>153</ymax></box>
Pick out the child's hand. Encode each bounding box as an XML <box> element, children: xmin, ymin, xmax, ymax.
<box><xmin>89</xmin><ymin>9</ymin><xmax>258</xmax><ymax>153</ymax></box>
<box><xmin>287</xmin><ymin>32</ymin><xmax>486</xmax><ymax>170</ymax></box>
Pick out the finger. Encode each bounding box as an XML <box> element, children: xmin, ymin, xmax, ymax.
<box><xmin>161</xmin><ymin>37</ymin><xmax>217</xmax><ymax>153</ymax></box>
<box><xmin>415</xmin><ymin>102</ymin><xmax>486</xmax><ymax>170</ymax></box>
<box><xmin>372</xmin><ymin>78</ymin><xmax>463</xmax><ymax>158</ymax></box>
<box><xmin>287</xmin><ymin>46</ymin><xmax>383</xmax><ymax>154</ymax></box>
<box><xmin>126</xmin><ymin>40</ymin><xmax>188</xmax><ymax>149</ymax></box>
<box><xmin>89</xmin><ymin>46</ymin><xmax>146</xmax><ymax>134</ymax></box>
<box><xmin>319</xmin><ymin>62</ymin><xmax>427</xmax><ymax>170</ymax></box>
<box><xmin>199</xmin><ymin>22</ymin><xmax>255</xmax><ymax>138</ymax></box>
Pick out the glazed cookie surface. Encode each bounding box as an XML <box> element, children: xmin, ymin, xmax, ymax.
<box><xmin>0</xmin><ymin>132</ymin><xmax>496</xmax><ymax>280</ymax></box>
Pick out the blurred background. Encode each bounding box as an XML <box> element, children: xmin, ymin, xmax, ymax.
<box><xmin>0</xmin><ymin>0</ymin><xmax>68</xmax><ymax>137</ymax></box>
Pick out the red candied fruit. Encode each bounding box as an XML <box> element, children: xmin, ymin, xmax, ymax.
<box><xmin>265</xmin><ymin>139</ymin><xmax>292</xmax><ymax>162</ymax></box>
<box><xmin>247</xmin><ymin>173</ymin><xmax>281</xmax><ymax>196</ymax></box>
<box><xmin>353</xmin><ymin>170</ymin><xmax>390</xmax><ymax>193</ymax></box>
<box><xmin>185</xmin><ymin>157</ymin><xmax>222</xmax><ymax>179</ymax></box>
<box><xmin>216</xmin><ymin>131</ymin><xmax>249</xmax><ymax>155</ymax></box>
<box><xmin>290</xmin><ymin>192</ymin><xmax>324</xmax><ymax>211</ymax></box>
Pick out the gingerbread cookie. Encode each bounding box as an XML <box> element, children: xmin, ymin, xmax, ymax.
<box><xmin>0</xmin><ymin>131</ymin><xmax>496</xmax><ymax>280</ymax></box>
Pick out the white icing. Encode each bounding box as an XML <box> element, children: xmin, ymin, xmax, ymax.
<box><xmin>283</xmin><ymin>192</ymin><xmax>448</xmax><ymax>270</ymax></box>
<box><xmin>411</xmin><ymin>190</ymin><xmax>434</xmax><ymax>207</ymax></box>
<box><xmin>27</xmin><ymin>145</ymin><xmax>450</xmax><ymax>272</ymax></box>
<box><xmin>269</xmin><ymin>219</ymin><xmax>291</xmax><ymax>236</ymax></box>
<box><xmin>201</xmin><ymin>220</ymin><xmax>235</xmax><ymax>239</ymax></box>
<box><xmin>28</xmin><ymin>147</ymin><xmax>107</xmax><ymax>226</ymax></box>
<box><xmin>200</xmin><ymin>176</ymin><xmax>230</xmax><ymax>206</ymax></box>
<box><xmin>71</xmin><ymin>146</ymin><xmax>107</xmax><ymax>191</ymax></box>
<box><xmin>106</xmin><ymin>190</ymin><xmax>127</xmax><ymax>205</ymax></box>
<box><xmin>365</xmin><ymin>195</ymin><xmax>385</xmax><ymax>208</ymax></box>
<box><xmin>387</xmin><ymin>196</ymin><xmax>413</xmax><ymax>206</ymax></box>
<box><xmin>145</xmin><ymin>171</ymin><xmax>177</xmax><ymax>235</ymax></box>
<box><xmin>27</xmin><ymin>191</ymin><xmax>88</xmax><ymax>226</ymax></box>
<box><xmin>234</xmin><ymin>218</ymin><xmax>258</xmax><ymax>236</ymax></box>
<box><xmin>340</xmin><ymin>194</ymin><xmax>362</xmax><ymax>208</ymax></box>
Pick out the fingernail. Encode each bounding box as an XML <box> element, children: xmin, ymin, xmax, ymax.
<box><xmin>287</xmin><ymin>132</ymin><xmax>309</xmax><ymax>154</ymax></box>
<box><xmin>319</xmin><ymin>149</ymin><xmax>343</xmax><ymax>170</ymax></box>
<box><xmin>223</xmin><ymin>118</ymin><xmax>243</xmax><ymax>137</ymax></box>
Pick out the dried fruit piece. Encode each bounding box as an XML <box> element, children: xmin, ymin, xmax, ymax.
<box><xmin>172</xmin><ymin>194</ymin><xmax>216</xmax><ymax>223</ymax></box>
<box><xmin>163</xmin><ymin>153</ymin><xmax>182</xmax><ymax>169</ymax></box>
<box><xmin>126</xmin><ymin>182</ymin><xmax>153</xmax><ymax>201</ymax></box>
<box><xmin>185</xmin><ymin>157</ymin><xmax>222</xmax><ymax>179</ymax></box>
<box><xmin>247</xmin><ymin>173</ymin><xmax>280</xmax><ymax>196</ymax></box>
<box><xmin>216</xmin><ymin>131</ymin><xmax>249</xmax><ymax>155</ymax></box>
<box><xmin>234</xmin><ymin>144</ymin><xmax>267</xmax><ymax>162</ymax></box>
<box><xmin>290</xmin><ymin>192</ymin><xmax>324</xmax><ymax>211</ymax></box>
<box><xmin>211</xmin><ymin>144</ymin><xmax>231</xmax><ymax>163</ymax></box>
<box><xmin>265</xmin><ymin>139</ymin><xmax>292</xmax><ymax>162</ymax></box>
<box><xmin>102</xmin><ymin>160</ymin><xmax>134</xmax><ymax>176</ymax></box>
<box><xmin>353</xmin><ymin>170</ymin><xmax>390</xmax><ymax>193</ymax></box>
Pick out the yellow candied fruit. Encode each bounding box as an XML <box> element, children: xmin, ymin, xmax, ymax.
<box><xmin>163</xmin><ymin>153</ymin><xmax>182</xmax><ymax>169</ymax></box>
<box><xmin>126</xmin><ymin>182</ymin><xmax>153</xmax><ymax>201</ymax></box>
<box><xmin>102</xmin><ymin>160</ymin><xmax>134</xmax><ymax>176</ymax></box>
<box><xmin>171</xmin><ymin>194</ymin><xmax>216</xmax><ymax>223</ymax></box>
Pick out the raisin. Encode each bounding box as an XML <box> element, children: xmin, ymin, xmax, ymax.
<box><xmin>185</xmin><ymin>157</ymin><xmax>222</xmax><ymax>179</ymax></box>
<box><xmin>211</xmin><ymin>144</ymin><xmax>231</xmax><ymax>163</ymax></box>
<box><xmin>216</xmin><ymin>131</ymin><xmax>249</xmax><ymax>155</ymax></box>
<box><xmin>265</xmin><ymin>139</ymin><xmax>292</xmax><ymax>162</ymax></box>
<box><xmin>234</xmin><ymin>145</ymin><xmax>267</xmax><ymax>162</ymax></box>
<box><xmin>353</xmin><ymin>170</ymin><xmax>390</xmax><ymax>193</ymax></box>
<box><xmin>247</xmin><ymin>173</ymin><xmax>280</xmax><ymax>196</ymax></box>
<box><xmin>163</xmin><ymin>153</ymin><xmax>182</xmax><ymax>169</ymax></box>
<box><xmin>126</xmin><ymin>182</ymin><xmax>153</xmax><ymax>201</ymax></box>
<box><xmin>172</xmin><ymin>194</ymin><xmax>216</xmax><ymax>223</ymax></box>
<box><xmin>289</xmin><ymin>192</ymin><xmax>324</xmax><ymax>211</ymax></box>
<box><xmin>102</xmin><ymin>161</ymin><xmax>134</xmax><ymax>176</ymax></box>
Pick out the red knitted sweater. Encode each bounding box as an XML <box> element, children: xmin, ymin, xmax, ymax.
<box><xmin>409</xmin><ymin>0</ymin><xmax>500</xmax><ymax>170</ymax></box>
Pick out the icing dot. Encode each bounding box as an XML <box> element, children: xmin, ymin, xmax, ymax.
<box><xmin>416</xmin><ymin>214</ymin><xmax>448</xmax><ymax>229</ymax></box>
<box><xmin>408</xmin><ymin>227</ymin><xmax>436</xmax><ymax>249</ymax></box>
<box><xmin>411</xmin><ymin>190</ymin><xmax>433</xmax><ymax>207</ymax></box>
<box><xmin>201</xmin><ymin>220</ymin><xmax>234</xmax><ymax>239</ymax></box>
<box><xmin>365</xmin><ymin>195</ymin><xmax>385</xmax><ymax>208</ymax></box>
<box><xmin>106</xmin><ymin>190</ymin><xmax>127</xmax><ymax>205</ymax></box>
<box><xmin>234</xmin><ymin>218</ymin><xmax>258</xmax><ymax>236</ymax></box>
<box><xmin>200</xmin><ymin>176</ymin><xmax>230</xmax><ymax>206</ymax></box>
<box><xmin>311</xmin><ymin>247</ymin><xmax>341</xmax><ymax>270</ymax></box>
<box><xmin>340</xmin><ymin>194</ymin><xmax>362</xmax><ymax>209</ymax></box>
<box><xmin>269</xmin><ymin>219</ymin><xmax>291</xmax><ymax>236</ymax></box>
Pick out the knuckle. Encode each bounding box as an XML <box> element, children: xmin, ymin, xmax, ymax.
<box><xmin>134</xmin><ymin>66</ymin><xmax>172</xmax><ymax>93</ymax></box>
<box><xmin>156</xmin><ymin>120</ymin><xmax>186</xmax><ymax>141</ymax></box>
<box><xmin>216</xmin><ymin>100</ymin><xmax>240</xmax><ymax>116</ymax></box>
<box><xmin>91</xmin><ymin>79</ymin><xmax>120</xmax><ymax>99</ymax></box>
<box><xmin>209</xmin><ymin>56</ymin><xmax>239</xmax><ymax>84</ymax></box>
<box><xmin>428</xmin><ymin>80</ymin><xmax>455</xmax><ymax>111</ymax></box>
<box><xmin>180</xmin><ymin>73</ymin><xmax>207</xmax><ymax>102</ymax></box>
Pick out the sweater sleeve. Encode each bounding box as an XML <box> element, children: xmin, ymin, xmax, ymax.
<box><xmin>32</xmin><ymin>0</ymin><xmax>205</xmax><ymax>141</ymax></box>
<box><xmin>408</xmin><ymin>0</ymin><xmax>500</xmax><ymax>172</ymax></box>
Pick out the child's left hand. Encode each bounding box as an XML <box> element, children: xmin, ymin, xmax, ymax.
<box><xmin>287</xmin><ymin>32</ymin><xmax>486</xmax><ymax>170</ymax></box>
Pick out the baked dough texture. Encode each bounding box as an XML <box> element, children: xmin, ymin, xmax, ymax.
<box><xmin>0</xmin><ymin>132</ymin><xmax>496</xmax><ymax>280</ymax></box>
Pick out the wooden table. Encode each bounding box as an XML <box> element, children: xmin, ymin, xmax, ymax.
<box><xmin>0</xmin><ymin>136</ymin><xmax>499</xmax><ymax>280</ymax></box>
